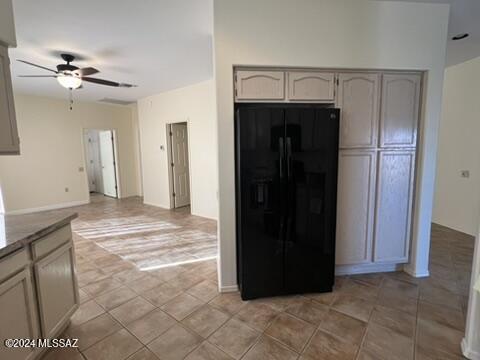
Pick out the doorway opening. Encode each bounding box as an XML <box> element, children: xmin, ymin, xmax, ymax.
<box><xmin>83</xmin><ymin>129</ymin><xmax>119</xmax><ymax>199</ymax></box>
<box><xmin>166</xmin><ymin>122</ymin><xmax>191</xmax><ymax>211</ymax></box>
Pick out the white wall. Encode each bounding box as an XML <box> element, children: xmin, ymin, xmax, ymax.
<box><xmin>433</xmin><ymin>57</ymin><xmax>480</xmax><ymax>236</ymax></box>
<box><xmin>213</xmin><ymin>0</ymin><xmax>450</xmax><ymax>289</ymax></box>
<box><xmin>137</xmin><ymin>80</ymin><xmax>218</xmax><ymax>219</ymax></box>
<box><xmin>0</xmin><ymin>94</ymin><xmax>140</xmax><ymax>213</ymax></box>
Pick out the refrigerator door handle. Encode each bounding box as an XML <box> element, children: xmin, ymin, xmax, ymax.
<box><xmin>279</xmin><ymin>137</ymin><xmax>284</xmax><ymax>178</ymax></box>
<box><xmin>286</xmin><ymin>137</ymin><xmax>292</xmax><ymax>179</ymax></box>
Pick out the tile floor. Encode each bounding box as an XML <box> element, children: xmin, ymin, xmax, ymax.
<box><xmin>42</xmin><ymin>196</ymin><xmax>473</xmax><ymax>360</ymax></box>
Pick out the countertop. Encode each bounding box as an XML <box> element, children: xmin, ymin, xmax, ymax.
<box><xmin>0</xmin><ymin>210</ymin><xmax>78</xmax><ymax>258</ymax></box>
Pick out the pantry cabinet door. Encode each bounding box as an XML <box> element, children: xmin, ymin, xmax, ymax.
<box><xmin>380</xmin><ymin>73</ymin><xmax>421</xmax><ymax>148</ymax></box>
<box><xmin>0</xmin><ymin>269</ymin><xmax>40</xmax><ymax>360</ymax></box>
<box><xmin>336</xmin><ymin>150</ymin><xmax>377</xmax><ymax>265</ymax></box>
<box><xmin>336</xmin><ymin>73</ymin><xmax>380</xmax><ymax>148</ymax></box>
<box><xmin>35</xmin><ymin>242</ymin><xmax>79</xmax><ymax>339</ymax></box>
<box><xmin>374</xmin><ymin>150</ymin><xmax>415</xmax><ymax>262</ymax></box>
<box><xmin>287</xmin><ymin>71</ymin><xmax>335</xmax><ymax>101</ymax></box>
<box><xmin>235</xmin><ymin>70</ymin><xmax>285</xmax><ymax>101</ymax></box>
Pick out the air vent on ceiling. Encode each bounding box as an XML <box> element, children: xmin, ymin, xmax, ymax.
<box><xmin>98</xmin><ymin>98</ymin><xmax>134</xmax><ymax>106</ymax></box>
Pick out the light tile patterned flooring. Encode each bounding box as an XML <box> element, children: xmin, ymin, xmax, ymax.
<box><xmin>42</xmin><ymin>196</ymin><xmax>473</xmax><ymax>360</ymax></box>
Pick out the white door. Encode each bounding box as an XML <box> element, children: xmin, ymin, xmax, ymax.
<box><xmin>170</xmin><ymin>123</ymin><xmax>190</xmax><ymax>208</ymax></box>
<box><xmin>99</xmin><ymin>130</ymin><xmax>118</xmax><ymax>198</ymax></box>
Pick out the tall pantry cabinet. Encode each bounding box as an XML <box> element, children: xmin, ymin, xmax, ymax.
<box><xmin>234</xmin><ymin>68</ymin><xmax>422</xmax><ymax>273</ymax></box>
<box><xmin>335</xmin><ymin>72</ymin><xmax>420</xmax><ymax>268</ymax></box>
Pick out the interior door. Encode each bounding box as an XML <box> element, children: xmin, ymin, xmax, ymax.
<box><xmin>284</xmin><ymin>107</ymin><xmax>339</xmax><ymax>294</ymax></box>
<box><xmin>98</xmin><ymin>130</ymin><xmax>118</xmax><ymax>198</ymax></box>
<box><xmin>235</xmin><ymin>105</ymin><xmax>285</xmax><ymax>299</ymax></box>
<box><xmin>170</xmin><ymin>123</ymin><xmax>191</xmax><ymax>208</ymax></box>
<box><xmin>84</xmin><ymin>131</ymin><xmax>96</xmax><ymax>192</ymax></box>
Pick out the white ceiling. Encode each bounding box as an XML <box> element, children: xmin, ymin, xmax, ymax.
<box><xmin>380</xmin><ymin>0</ymin><xmax>480</xmax><ymax>67</ymax></box>
<box><xmin>10</xmin><ymin>0</ymin><xmax>478</xmax><ymax>103</ymax></box>
<box><xmin>10</xmin><ymin>0</ymin><xmax>213</xmax><ymax>103</ymax></box>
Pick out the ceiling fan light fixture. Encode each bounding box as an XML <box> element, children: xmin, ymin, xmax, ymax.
<box><xmin>57</xmin><ymin>74</ymin><xmax>82</xmax><ymax>89</ymax></box>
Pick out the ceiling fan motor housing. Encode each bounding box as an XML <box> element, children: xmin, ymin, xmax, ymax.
<box><xmin>57</xmin><ymin>54</ymin><xmax>78</xmax><ymax>72</ymax></box>
<box><xmin>57</xmin><ymin>64</ymin><xmax>78</xmax><ymax>72</ymax></box>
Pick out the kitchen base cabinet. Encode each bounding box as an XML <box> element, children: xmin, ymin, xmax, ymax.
<box><xmin>0</xmin><ymin>268</ymin><xmax>40</xmax><ymax>360</ymax></box>
<box><xmin>35</xmin><ymin>242</ymin><xmax>79</xmax><ymax>339</ymax></box>
<box><xmin>0</xmin><ymin>216</ymin><xmax>79</xmax><ymax>360</ymax></box>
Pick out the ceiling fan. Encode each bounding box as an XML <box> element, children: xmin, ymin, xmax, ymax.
<box><xmin>17</xmin><ymin>53</ymin><xmax>136</xmax><ymax>90</ymax></box>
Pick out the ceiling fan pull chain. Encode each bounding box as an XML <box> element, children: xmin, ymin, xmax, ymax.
<box><xmin>69</xmin><ymin>88</ymin><xmax>73</xmax><ymax>111</ymax></box>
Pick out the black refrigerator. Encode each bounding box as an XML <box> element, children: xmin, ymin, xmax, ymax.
<box><xmin>235</xmin><ymin>104</ymin><xmax>340</xmax><ymax>300</ymax></box>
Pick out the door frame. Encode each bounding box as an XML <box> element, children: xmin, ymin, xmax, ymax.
<box><xmin>81</xmin><ymin>128</ymin><xmax>122</xmax><ymax>200</ymax></box>
<box><xmin>166</xmin><ymin>121</ymin><xmax>193</xmax><ymax>210</ymax></box>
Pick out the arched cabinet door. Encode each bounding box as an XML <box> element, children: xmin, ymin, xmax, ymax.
<box><xmin>336</xmin><ymin>73</ymin><xmax>380</xmax><ymax>148</ymax></box>
<box><xmin>380</xmin><ymin>73</ymin><xmax>421</xmax><ymax>148</ymax></box>
<box><xmin>287</xmin><ymin>71</ymin><xmax>335</xmax><ymax>101</ymax></box>
<box><xmin>235</xmin><ymin>70</ymin><xmax>285</xmax><ymax>101</ymax></box>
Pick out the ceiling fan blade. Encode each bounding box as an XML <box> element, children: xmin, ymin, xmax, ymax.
<box><xmin>82</xmin><ymin>77</ymin><xmax>120</xmax><ymax>87</ymax></box>
<box><xmin>18</xmin><ymin>75</ymin><xmax>57</xmax><ymax>77</ymax></box>
<box><xmin>17</xmin><ymin>60</ymin><xmax>58</xmax><ymax>73</ymax></box>
<box><xmin>74</xmin><ymin>67</ymin><xmax>99</xmax><ymax>76</ymax></box>
<box><xmin>82</xmin><ymin>77</ymin><xmax>136</xmax><ymax>88</ymax></box>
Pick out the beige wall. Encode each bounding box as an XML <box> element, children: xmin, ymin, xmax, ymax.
<box><xmin>137</xmin><ymin>80</ymin><xmax>218</xmax><ymax>219</ymax></box>
<box><xmin>213</xmin><ymin>0</ymin><xmax>449</xmax><ymax>289</ymax></box>
<box><xmin>0</xmin><ymin>0</ymin><xmax>16</xmax><ymax>46</ymax></box>
<box><xmin>0</xmin><ymin>94</ymin><xmax>140</xmax><ymax>213</ymax></box>
<box><xmin>433</xmin><ymin>57</ymin><xmax>480</xmax><ymax>236</ymax></box>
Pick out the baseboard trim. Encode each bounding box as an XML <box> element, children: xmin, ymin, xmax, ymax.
<box><xmin>143</xmin><ymin>200</ymin><xmax>170</xmax><ymax>210</ymax></box>
<box><xmin>190</xmin><ymin>211</ymin><xmax>218</xmax><ymax>221</ymax></box>
<box><xmin>403</xmin><ymin>265</ymin><xmax>430</xmax><ymax>278</ymax></box>
<box><xmin>219</xmin><ymin>284</ymin><xmax>238</xmax><ymax>293</ymax></box>
<box><xmin>6</xmin><ymin>200</ymin><xmax>90</xmax><ymax>215</ymax></box>
<box><xmin>335</xmin><ymin>263</ymin><xmax>403</xmax><ymax>276</ymax></box>
<box><xmin>462</xmin><ymin>338</ymin><xmax>480</xmax><ymax>360</ymax></box>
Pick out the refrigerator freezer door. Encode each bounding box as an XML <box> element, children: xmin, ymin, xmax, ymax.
<box><xmin>284</xmin><ymin>107</ymin><xmax>339</xmax><ymax>294</ymax></box>
<box><xmin>235</xmin><ymin>106</ymin><xmax>286</xmax><ymax>299</ymax></box>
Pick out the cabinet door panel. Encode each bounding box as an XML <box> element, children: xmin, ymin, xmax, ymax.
<box><xmin>0</xmin><ymin>269</ymin><xmax>39</xmax><ymax>360</ymax></box>
<box><xmin>287</xmin><ymin>71</ymin><xmax>335</xmax><ymax>101</ymax></box>
<box><xmin>235</xmin><ymin>70</ymin><xmax>285</xmax><ymax>100</ymax></box>
<box><xmin>0</xmin><ymin>45</ymin><xmax>19</xmax><ymax>154</ymax></box>
<box><xmin>336</xmin><ymin>150</ymin><xmax>376</xmax><ymax>265</ymax></box>
<box><xmin>35</xmin><ymin>242</ymin><xmax>79</xmax><ymax>338</ymax></box>
<box><xmin>374</xmin><ymin>150</ymin><xmax>415</xmax><ymax>262</ymax></box>
<box><xmin>380</xmin><ymin>74</ymin><xmax>421</xmax><ymax>148</ymax></box>
<box><xmin>336</xmin><ymin>73</ymin><xmax>380</xmax><ymax>148</ymax></box>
